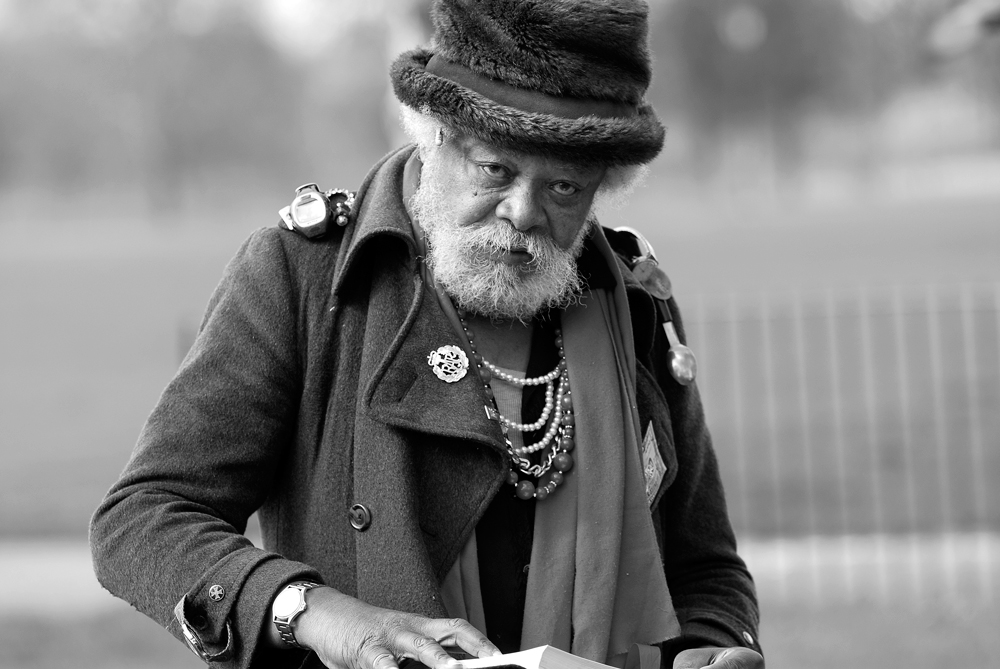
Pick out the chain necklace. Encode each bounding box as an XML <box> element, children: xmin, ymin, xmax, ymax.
<box><xmin>457</xmin><ymin>311</ymin><xmax>576</xmax><ymax>501</ymax></box>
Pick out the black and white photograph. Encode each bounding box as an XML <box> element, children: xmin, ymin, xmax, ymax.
<box><xmin>1</xmin><ymin>1</ymin><xmax>998</xmax><ymax>667</ymax></box>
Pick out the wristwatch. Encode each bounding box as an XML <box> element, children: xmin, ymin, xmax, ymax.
<box><xmin>272</xmin><ymin>581</ymin><xmax>321</xmax><ymax>649</ymax></box>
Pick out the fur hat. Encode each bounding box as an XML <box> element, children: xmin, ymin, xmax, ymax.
<box><xmin>390</xmin><ymin>0</ymin><xmax>665</xmax><ymax>167</ymax></box>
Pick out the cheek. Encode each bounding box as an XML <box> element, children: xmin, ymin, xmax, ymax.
<box><xmin>549</xmin><ymin>212</ymin><xmax>591</xmax><ymax>250</ymax></box>
<box><xmin>453</xmin><ymin>193</ymin><xmax>502</xmax><ymax>228</ymax></box>
<box><xmin>425</xmin><ymin>155</ymin><xmax>497</xmax><ymax>226</ymax></box>
<box><xmin>550</xmin><ymin>191</ymin><xmax>598</xmax><ymax>248</ymax></box>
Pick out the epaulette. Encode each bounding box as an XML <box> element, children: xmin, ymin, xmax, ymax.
<box><xmin>611</xmin><ymin>226</ymin><xmax>697</xmax><ymax>386</ymax></box>
<box><xmin>278</xmin><ymin>183</ymin><xmax>356</xmax><ymax>239</ymax></box>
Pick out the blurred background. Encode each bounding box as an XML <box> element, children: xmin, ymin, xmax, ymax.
<box><xmin>1</xmin><ymin>0</ymin><xmax>999</xmax><ymax>667</ymax></box>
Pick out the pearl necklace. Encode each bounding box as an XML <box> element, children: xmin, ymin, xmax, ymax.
<box><xmin>457</xmin><ymin>312</ymin><xmax>576</xmax><ymax>501</ymax></box>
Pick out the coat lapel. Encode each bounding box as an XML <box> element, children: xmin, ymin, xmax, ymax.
<box><xmin>335</xmin><ymin>147</ymin><xmax>508</xmax><ymax>616</ymax></box>
<box><xmin>341</xmin><ymin>146</ymin><xmax>507</xmax><ymax>454</ymax></box>
<box><xmin>364</xmin><ymin>281</ymin><xmax>507</xmax><ymax>454</ymax></box>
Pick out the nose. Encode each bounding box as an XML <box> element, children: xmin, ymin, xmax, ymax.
<box><xmin>495</xmin><ymin>182</ymin><xmax>546</xmax><ymax>233</ymax></box>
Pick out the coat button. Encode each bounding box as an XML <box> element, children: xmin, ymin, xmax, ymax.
<box><xmin>208</xmin><ymin>584</ymin><xmax>226</xmax><ymax>602</ymax></box>
<box><xmin>188</xmin><ymin>610</ymin><xmax>208</xmax><ymax>630</ymax></box>
<box><xmin>349</xmin><ymin>503</ymin><xmax>372</xmax><ymax>531</ymax></box>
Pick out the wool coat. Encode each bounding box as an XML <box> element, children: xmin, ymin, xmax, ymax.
<box><xmin>90</xmin><ymin>147</ymin><xmax>760</xmax><ymax>669</ymax></box>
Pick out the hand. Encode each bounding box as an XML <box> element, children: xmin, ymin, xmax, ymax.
<box><xmin>673</xmin><ymin>647</ymin><xmax>764</xmax><ymax>669</ymax></box>
<box><xmin>294</xmin><ymin>586</ymin><xmax>501</xmax><ymax>669</ymax></box>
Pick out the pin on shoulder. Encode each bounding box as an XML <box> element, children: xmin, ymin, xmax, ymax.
<box><xmin>278</xmin><ymin>183</ymin><xmax>356</xmax><ymax>239</ymax></box>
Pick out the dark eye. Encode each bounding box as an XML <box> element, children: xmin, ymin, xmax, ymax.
<box><xmin>480</xmin><ymin>163</ymin><xmax>509</xmax><ymax>179</ymax></box>
<box><xmin>551</xmin><ymin>181</ymin><xmax>581</xmax><ymax>196</ymax></box>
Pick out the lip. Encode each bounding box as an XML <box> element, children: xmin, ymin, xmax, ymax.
<box><xmin>494</xmin><ymin>248</ymin><xmax>533</xmax><ymax>265</ymax></box>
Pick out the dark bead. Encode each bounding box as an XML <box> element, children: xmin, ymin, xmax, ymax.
<box><xmin>559</xmin><ymin>436</ymin><xmax>575</xmax><ymax>452</ymax></box>
<box><xmin>560</xmin><ymin>395</ymin><xmax>573</xmax><ymax>411</ymax></box>
<box><xmin>484</xmin><ymin>386</ymin><xmax>494</xmax><ymax>400</ymax></box>
<box><xmin>562</xmin><ymin>426</ymin><xmax>574</xmax><ymax>438</ymax></box>
<box><xmin>553</xmin><ymin>452</ymin><xmax>574</xmax><ymax>473</ymax></box>
<box><xmin>479</xmin><ymin>366</ymin><xmax>492</xmax><ymax>383</ymax></box>
<box><xmin>559</xmin><ymin>360</ymin><xmax>568</xmax><ymax>371</ymax></box>
<box><xmin>554</xmin><ymin>335</ymin><xmax>564</xmax><ymax>348</ymax></box>
<box><xmin>534</xmin><ymin>486</ymin><xmax>549</xmax><ymax>501</ymax></box>
<box><xmin>561</xmin><ymin>413</ymin><xmax>575</xmax><ymax>428</ymax></box>
<box><xmin>506</xmin><ymin>470</ymin><xmax>520</xmax><ymax>486</ymax></box>
<box><xmin>550</xmin><ymin>471</ymin><xmax>564</xmax><ymax>485</ymax></box>
<box><xmin>515</xmin><ymin>480</ymin><xmax>536</xmax><ymax>500</ymax></box>
<box><xmin>473</xmin><ymin>353</ymin><xmax>483</xmax><ymax>364</ymax></box>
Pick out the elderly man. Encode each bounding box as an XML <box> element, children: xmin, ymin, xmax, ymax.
<box><xmin>91</xmin><ymin>2</ymin><xmax>762</xmax><ymax>669</ymax></box>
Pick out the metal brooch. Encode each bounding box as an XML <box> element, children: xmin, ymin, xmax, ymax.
<box><xmin>427</xmin><ymin>345</ymin><xmax>469</xmax><ymax>383</ymax></box>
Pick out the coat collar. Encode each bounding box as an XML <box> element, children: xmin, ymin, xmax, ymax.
<box><xmin>331</xmin><ymin>146</ymin><xmax>420</xmax><ymax>299</ymax></box>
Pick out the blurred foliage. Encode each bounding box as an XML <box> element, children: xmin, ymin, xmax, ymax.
<box><xmin>658</xmin><ymin>0</ymin><xmax>859</xmax><ymax>121</ymax></box>
<box><xmin>1</xmin><ymin>0</ymin><xmax>999</xmax><ymax>218</ymax></box>
<box><xmin>0</xmin><ymin>0</ymin><xmax>391</xmax><ymax>216</ymax></box>
<box><xmin>651</xmin><ymin>0</ymin><xmax>1000</xmax><ymax>173</ymax></box>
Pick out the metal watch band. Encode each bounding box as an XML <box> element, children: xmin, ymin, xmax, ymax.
<box><xmin>273</xmin><ymin>581</ymin><xmax>321</xmax><ymax>649</ymax></box>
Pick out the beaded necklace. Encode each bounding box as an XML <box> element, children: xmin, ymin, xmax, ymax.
<box><xmin>457</xmin><ymin>311</ymin><xmax>575</xmax><ymax>501</ymax></box>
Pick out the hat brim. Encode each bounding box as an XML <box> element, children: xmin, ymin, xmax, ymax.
<box><xmin>390</xmin><ymin>49</ymin><xmax>665</xmax><ymax>167</ymax></box>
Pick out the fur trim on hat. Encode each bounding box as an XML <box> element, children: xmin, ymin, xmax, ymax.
<box><xmin>391</xmin><ymin>49</ymin><xmax>664</xmax><ymax>167</ymax></box>
<box><xmin>390</xmin><ymin>0</ymin><xmax>665</xmax><ymax>167</ymax></box>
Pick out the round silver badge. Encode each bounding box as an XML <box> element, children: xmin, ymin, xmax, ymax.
<box><xmin>208</xmin><ymin>584</ymin><xmax>226</xmax><ymax>602</ymax></box>
<box><xmin>427</xmin><ymin>345</ymin><xmax>469</xmax><ymax>383</ymax></box>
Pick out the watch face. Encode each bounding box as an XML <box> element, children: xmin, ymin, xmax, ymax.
<box><xmin>292</xmin><ymin>192</ymin><xmax>327</xmax><ymax>227</ymax></box>
<box><xmin>273</xmin><ymin>586</ymin><xmax>301</xmax><ymax>618</ymax></box>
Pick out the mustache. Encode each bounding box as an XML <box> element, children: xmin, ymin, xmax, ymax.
<box><xmin>466</xmin><ymin>221</ymin><xmax>558</xmax><ymax>255</ymax></box>
<box><xmin>462</xmin><ymin>219</ymin><xmax>592</xmax><ymax>276</ymax></box>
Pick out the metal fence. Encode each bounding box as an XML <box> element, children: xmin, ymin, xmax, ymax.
<box><xmin>685</xmin><ymin>282</ymin><xmax>1000</xmax><ymax>606</ymax></box>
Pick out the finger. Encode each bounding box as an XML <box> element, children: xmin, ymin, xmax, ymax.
<box><xmin>362</xmin><ymin>644</ymin><xmax>400</xmax><ymax>669</ymax></box>
<box><xmin>395</xmin><ymin>629</ymin><xmax>460</xmax><ymax>669</ymax></box>
<box><xmin>713</xmin><ymin>648</ymin><xmax>763</xmax><ymax>669</ymax></box>
<box><xmin>424</xmin><ymin>617</ymin><xmax>501</xmax><ymax>659</ymax></box>
<box><xmin>674</xmin><ymin>648</ymin><xmax>725</xmax><ymax>669</ymax></box>
<box><xmin>679</xmin><ymin>648</ymin><xmax>763</xmax><ymax>669</ymax></box>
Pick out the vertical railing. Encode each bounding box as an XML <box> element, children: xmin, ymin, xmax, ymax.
<box><xmin>684</xmin><ymin>283</ymin><xmax>1000</xmax><ymax>606</ymax></box>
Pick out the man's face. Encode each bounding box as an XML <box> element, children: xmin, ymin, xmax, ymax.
<box><xmin>411</xmin><ymin>134</ymin><xmax>606</xmax><ymax>322</ymax></box>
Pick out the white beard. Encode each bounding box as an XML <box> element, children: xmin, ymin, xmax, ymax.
<box><xmin>411</xmin><ymin>160</ymin><xmax>591</xmax><ymax>322</ymax></box>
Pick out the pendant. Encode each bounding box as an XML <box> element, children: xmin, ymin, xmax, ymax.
<box><xmin>427</xmin><ymin>345</ymin><xmax>469</xmax><ymax>383</ymax></box>
<box><xmin>662</xmin><ymin>321</ymin><xmax>697</xmax><ymax>385</ymax></box>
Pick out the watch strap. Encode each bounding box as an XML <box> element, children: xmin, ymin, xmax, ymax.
<box><xmin>273</xmin><ymin>581</ymin><xmax>322</xmax><ymax>649</ymax></box>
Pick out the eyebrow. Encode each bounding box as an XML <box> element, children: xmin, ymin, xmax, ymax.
<box><xmin>466</xmin><ymin>144</ymin><xmax>598</xmax><ymax>180</ymax></box>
